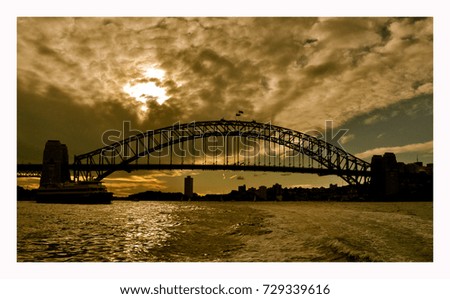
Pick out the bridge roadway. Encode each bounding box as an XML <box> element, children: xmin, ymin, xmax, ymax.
<box><xmin>17</xmin><ymin>163</ymin><xmax>371</xmax><ymax>178</ymax></box>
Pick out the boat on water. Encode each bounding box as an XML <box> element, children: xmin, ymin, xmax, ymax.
<box><xmin>36</xmin><ymin>181</ymin><xmax>113</xmax><ymax>204</ymax></box>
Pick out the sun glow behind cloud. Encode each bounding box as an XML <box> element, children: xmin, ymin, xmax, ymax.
<box><xmin>123</xmin><ymin>66</ymin><xmax>169</xmax><ymax>113</ymax></box>
<box><xmin>144</xmin><ymin>67</ymin><xmax>166</xmax><ymax>80</ymax></box>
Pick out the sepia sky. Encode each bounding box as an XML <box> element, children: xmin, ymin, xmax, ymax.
<box><xmin>17</xmin><ymin>17</ymin><xmax>433</xmax><ymax>196</ymax></box>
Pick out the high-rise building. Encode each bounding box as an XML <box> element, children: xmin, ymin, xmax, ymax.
<box><xmin>370</xmin><ymin>152</ymin><xmax>399</xmax><ymax>197</ymax></box>
<box><xmin>184</xmin><ymin>175</ymin><xmax>193</xmax><ymax>198</ymax></box>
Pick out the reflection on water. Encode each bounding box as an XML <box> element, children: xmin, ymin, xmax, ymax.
<box><xmin>17</xmin><ymin>201</ymin><xmax>187</xmax><ymax>262</ymax></box>
<box><xmin>17</xmin><ymin>201</ymin><xmax>433</xmax><ymax>262</ymax></box>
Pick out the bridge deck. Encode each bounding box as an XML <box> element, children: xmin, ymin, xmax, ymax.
<box><xmin>17</xmin><ymin>163</ymin><xmax>370</xmax><ymax>177</ymax></box>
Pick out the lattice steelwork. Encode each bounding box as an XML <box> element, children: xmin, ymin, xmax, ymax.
<box><xmin>73</xmin><ymin>120</ymin><xmax>371</xmax><ymax>184</ymax></box>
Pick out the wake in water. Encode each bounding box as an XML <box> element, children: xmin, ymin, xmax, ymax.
<box><xmin>17</xmin><ymin>201</ymin><xmax>432</xmax><ymax>262</ymax></box>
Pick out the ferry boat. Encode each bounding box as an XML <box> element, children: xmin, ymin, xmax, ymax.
<box><xmin>36</xmin><ymin>181</ymin><xmax>113</xmax><ymax>204</ymax></box>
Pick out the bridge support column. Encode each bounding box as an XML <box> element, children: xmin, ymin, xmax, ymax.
<box><xmin>40</xmin><ymin>140</ymin><xmax>70</xmax><ymax>187</ymax></box>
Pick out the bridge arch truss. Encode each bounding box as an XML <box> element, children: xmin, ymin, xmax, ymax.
<box><xmin>73</xmin><ymin>120</ymin><xmax>370</xmax><ymax>184</ymax></box>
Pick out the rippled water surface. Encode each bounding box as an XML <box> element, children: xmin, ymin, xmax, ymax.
<box><xmin>17</xmin><ymin>201</ymin><xmax>432</xmax><ymax>262</ymax></box>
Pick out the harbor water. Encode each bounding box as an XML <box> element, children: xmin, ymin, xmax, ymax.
<box><xmin>17</xmin><ymin>201</ymin><xmax>433</xmax><ymax>262</ymax></box>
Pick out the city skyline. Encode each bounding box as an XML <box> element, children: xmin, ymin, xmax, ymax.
<box><xmin>17</xmin><ymin>17</ymin><xmax>433</xmax><ymax>196</ymax></box>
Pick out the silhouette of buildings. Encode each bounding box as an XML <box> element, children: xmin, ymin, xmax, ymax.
<box><xmin>371</xmin><ymin>152</ymin><xmax>432</xmax><ymax>200</ymax></box>
<box><xmin>121</xmin><ymin>151</ymin><xmax>432</xmax><ymax>202</ymax></box>
<box><xmin>193</xmin><ymin>152</ymin><xmax>433</xmax><ymax>202</ymax></box>
<box><xmin>255</xmin><ymin>186</ymin><xmax>267</xmax><ymax>200</ymax></box>
<box><xmin>270</xmin><ymin>183</ymin><xmax>283</xmax><ymax>201</ymax></box>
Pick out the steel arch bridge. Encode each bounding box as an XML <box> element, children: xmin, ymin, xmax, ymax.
<box><xmin>73</xmin><ymin>119</ymin><xmax>371</xmax><ymax>184</ymax></box>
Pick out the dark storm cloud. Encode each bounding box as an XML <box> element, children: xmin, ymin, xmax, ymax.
<box><xmin>17</xmin><ymin>82</ymin><xmax>141</xmax><ymax>163</ymax></box>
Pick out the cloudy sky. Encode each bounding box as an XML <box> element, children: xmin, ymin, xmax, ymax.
<box><xmin>17</xmin><ymin>17</ymin><xmax>433</xmax><ymax>196</ymax></box>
